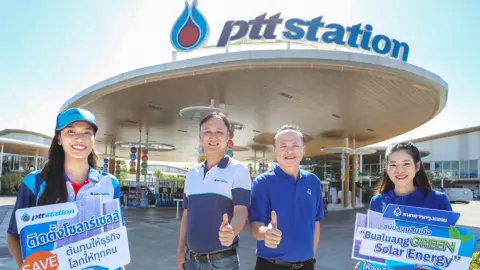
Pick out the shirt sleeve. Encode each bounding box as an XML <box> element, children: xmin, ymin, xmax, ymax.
<box><xmin>231</xmin><ymin>166</ymin><xmax>251</xmax><ymax>207</ymax></box>
<box><xmin>8</xmin><ymin>180</ymin><xmax>37</xmax><ymax>236</ymax></box>
<box><xmin>111</xmin><ymin>176</ymin><xmax>120</xmax><ymax>199</ymax></box>
<box><xmin>182</xmin><ymin>170</ymin><xmax>191</xmax><ymax>209</ymax></box>
<box><xmin>369</xmin><ymin>195</ymin><xmax>383</xmax><ymax>213</ymax></box>
<box><xmin>315</xmin><ymin>176</ymin><xmax>324</xmax><ymax>221</ymax></box>
<box><xmin>248</xmin><ymin>176</ymin><xmax>268</xmax><ymax>223</ymax></box>
<box><xmin>440</xmin><ymin>193</ymin><xmax>453</xmax><ymax>211</ymax></box>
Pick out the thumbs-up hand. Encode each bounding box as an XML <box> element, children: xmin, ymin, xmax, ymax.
<box><xmin>219</xmin><ymin>213</ymin><xmax>235</xmax><ymax>247</ymax></box>
<box><xmin>264</xmin><ymin>210</ymin><xmax>282</xmax><ymax>249</ymax></box>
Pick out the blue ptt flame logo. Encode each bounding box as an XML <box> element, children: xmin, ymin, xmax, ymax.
<box><xmin>21</xmin><ymin>213</ymin><xmax>31</xmax><ymax>222</ymax></box>
<box><xmin>171</xmin><ymin>0</ymin><xmax>209</xmax><ymax>51</ymax></box>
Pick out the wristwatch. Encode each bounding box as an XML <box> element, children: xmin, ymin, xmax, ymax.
<box><xmin>313</xmin><ymin>258</ymin><xmax>316</xmax><ymax>264</ymax></box>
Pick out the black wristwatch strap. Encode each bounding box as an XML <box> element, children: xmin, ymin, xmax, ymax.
<box><xmin>313</xmin><ymin>258</ymin><xmax>316</xmax><ymax>264</ymax></box>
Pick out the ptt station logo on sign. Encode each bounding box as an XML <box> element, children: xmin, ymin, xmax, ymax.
<box><xmin>21</xmin><ymin>213</ymin><xmax>31</xmax><ymax>222</ymax></box>
<box><xmin>170</xmin><ymin>0</ymin><xmax>209</xmax><ymax>52</ymax></box>
<box><xmin>170</xmin><ymin>1</ymin><xmax>410</xmax><ymax>62</ymax></box>
<box><xmin>22</xmin><ymin>209</ymin><xmax>75</xmax><ymax>222</ymax></box>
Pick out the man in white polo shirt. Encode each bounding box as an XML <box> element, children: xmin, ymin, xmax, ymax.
<box><xmin>177</xmin><ymin>112</ymin><xmax>251</xmax><ymax>270</ymax></box>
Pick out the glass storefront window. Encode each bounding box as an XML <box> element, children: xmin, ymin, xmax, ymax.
<box><xmin>1</xmin><ymin>154</ymin><xmax>48</xmax><ymax>173</ymax></box>
<box><xmin>460</xmin><ymin>160</ymin><xmax>469</xmax><ymax>178</ymax></box>
<box><xmin>37</xmin><ymin>157</ymin><xmax>47</xmax><ymax>170</ymax></box>
<box><xmin>442</xmin><ymin>161</ymin><xmax>451</xmax><ymax>178</ymax></box>
<box><xmin>469</xmin><ymin>160</ymin><xmax>478</xmax><ymax>178</ymax></box>
<box><xmin>27</xmin><ymin>157</ymin><xmax>35</xmax><ymax>171</ymax></box>
<box><xmin>13</xmin><ymin>156</ymin><xmax>20</xmax><ymax>171</ymax></box>
<box><xmin>451</xmin><ymin>161</ymin><xmax>459</xmax><ymax>179</ymax></box>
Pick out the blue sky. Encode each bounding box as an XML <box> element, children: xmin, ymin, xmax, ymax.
<box><xmin>0</xmin><ymin>0</ymin><xmax>479</xmax><ymax>147</ymax></box>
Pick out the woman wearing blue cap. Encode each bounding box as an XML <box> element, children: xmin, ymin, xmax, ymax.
<box><xmin>6</xmin><ymin>108</ymin><xmax>123</xmax><ymax>268</ymax></box>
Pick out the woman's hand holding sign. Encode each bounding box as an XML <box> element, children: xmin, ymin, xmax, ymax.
<box><xmin>264</xmin><ymin>211</ymin><xmax>282</xmax><ymax>249</ymax></box>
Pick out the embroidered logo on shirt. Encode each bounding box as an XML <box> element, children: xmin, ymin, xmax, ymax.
<box><xmin>90</xmin><ymin>192</ymin><xmax>110</xmax><ymax>196</ymax></box>
<box><xmin>307</xmin><ymin>188</ymin><xmax>312</xmax><ymax>195</ymax></box>
<box><xmin>214</xmin><ymin>179</ymin><xmax>228</xmax><ymax>183</ymax></box>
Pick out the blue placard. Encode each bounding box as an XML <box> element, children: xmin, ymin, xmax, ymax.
<box><xmin>15</xmin><ymin>197</ymin><xmax>131</xmax><ymax>269</ymax></box>
<box><xmin>383</xmin><ymin>204</ymin><xmax>460</xmax><ymax>228</ymax></box>
<box><xmin>353</xmin><ymin>206</ymin><xmax>476</xmax><ymax>269</ymax></box>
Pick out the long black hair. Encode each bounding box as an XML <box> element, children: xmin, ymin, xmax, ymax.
<box><xmin>375</xmin><ymin>142</ymin><xmax>432</xmax><ymax>196</ymax></box>
<box><xmin>37</xmin><ymin>131</ymin><xmax>98</xmax><ymax>206</ymax></box>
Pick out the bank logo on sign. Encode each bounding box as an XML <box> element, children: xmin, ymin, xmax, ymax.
<box><xmin>171</xmin><ymin>0</ymin><xmax>209</xmax><ymax>51</ymax></box>
<box><xmin>393</xmin><ymin>207</ymin><xmax>402</xmax><ymax>217</ymax></box>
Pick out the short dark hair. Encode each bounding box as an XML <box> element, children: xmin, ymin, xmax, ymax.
<box><xmin>199</xmin><ymin>112</ymin><xmax>230</xmax><ymax>131</ymax></box>
<box><xmin>273</xmin><ymin>124</ymin><xmax>305</xmax><ymax>146</ymax></box>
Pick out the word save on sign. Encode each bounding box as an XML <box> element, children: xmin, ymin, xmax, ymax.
<box><xmin>22</xmin><ymin>251</ymin><xmax>59</xmax><ymax>270</ymax></box>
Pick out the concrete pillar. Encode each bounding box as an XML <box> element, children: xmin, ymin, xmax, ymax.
<box><xmin>262</xmin><ymin>150</ymin><xmax>265</xmax><ymax>173</ymax></box>
<box><xmin>346</xmin><ymin>152</ymin><xmax>350</xmax><ymax>208</ymax></box>
<box><xmin>323</xmin><ymin>157</ymin><xmax>327</xmax><ymax>181</ymax></box>
<box><xmin>109</xmin><ymin>144</ymin><xmax>116</xmax><ymax>175</ymax></box>
<box><xmin>342</xmin><ymin>137</ymin><xmax>349</xmax><ymax>208</ymax></box>
<box><xmin>136</xmin><ymin>145</ymin><xmax>141</xmax><ymax>182</ymax></box>
<box><xmin>144</xmin><ymin>130</ymin><xmax>149</xmax><ymax>184</ymax></box>
<box><xmin>352</xmin><ymin>154</ymin><xmax>357</xmax><ymax>208</ymax></box>
<box><xmin>379</xmin><ymin>153</ymin><xmax>382</xmax><ymax>174</ymax></box>
<box><xmin>253</xmin><ymin>150</ymin><xmax>257</xmax><ymax>175</ymax></box>
<box><xmin>136</xmin><ymin>125</ymin><xmax>142</xmax><ymax>182</ymax></box>
<box><xmin>34</xmin><ymin>150</ymin><xmax>38</xmax><ymax>171</ymax></box>
<box><xmin>0</xmin><ymin>144</ymin><xmax>3</xmax><ymax>192</ymax></box>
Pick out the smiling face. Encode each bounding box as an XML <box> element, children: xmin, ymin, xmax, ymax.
<box><xmin>199</xmin><ymin>116</ymin><xmax>228</xmax><ymax>156</ymax></box>
<box><xmin>274</xmin><ymin>130</ymin><xmax>305</xmax><ymax>169</ymax></box>
<box><xmin>386</xmin><ymin>150</ymin><xmax>419</xmax><ymax>191</ymax></box>
<box><xmin>58</xmin><ymin>121</ymin><xmax>95</xmax><ymax>160</ymax></box>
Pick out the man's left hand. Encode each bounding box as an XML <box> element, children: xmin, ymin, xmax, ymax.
<box><xmin>219</xmin><ymin>213</ymin><xmax>235</xmax><ymax>247</ymax></box>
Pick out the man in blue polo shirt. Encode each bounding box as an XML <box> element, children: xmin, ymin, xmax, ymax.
<box><xmin>177</xmin><ymin>112</ymin><xmax>251</xmax><ymax>270</ymax></box>
<box><xmin>249</xmin><ymin>125</ymin><xmax>324</xmax><ymax>270</ymax></box>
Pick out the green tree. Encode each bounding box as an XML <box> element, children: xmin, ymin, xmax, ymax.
<box><xmin>1</xmin><ymin>172</ymin><xmax>24</xmax><ymax>195</ymax></box>
<box><xmin>154</xmin><ymin>170</ymin><xmax>162</xmax><ymax>180</ymax></box>
<box><xmin>470</xmin><ymin>251</ymin><xmax>480</xmax><ymax>270</ymax></box>
<box><xmin>116</xmin><ymin>161</ymin><xmax>129</xmax><ymax>187</ymax></box>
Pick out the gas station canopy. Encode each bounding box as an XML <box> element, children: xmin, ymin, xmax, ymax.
<box><xmin>60</xmin><ymin>49</ymin><xmax>447</xmax><ymax>162</ymax></box>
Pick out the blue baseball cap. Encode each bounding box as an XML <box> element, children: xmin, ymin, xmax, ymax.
<box><xmin>56</xmin><ymin>108</ymin><xmax>98</xmax><ymax>133</ymax></box>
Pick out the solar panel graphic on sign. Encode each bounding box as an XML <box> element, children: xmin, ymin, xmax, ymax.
<box><xmin>55</xmin><ymin>196</ymin><xmax>103</xmax><ymax>249</ymax></box>
<box><xmin>103</xmin><ymin>199</ymin><xmax>121</xmax><ymax>232</ymax></box>
<box><xmin>353</xmin><ymin>213</ymin><xmax>386</xmax><ymax>264</ymax></box>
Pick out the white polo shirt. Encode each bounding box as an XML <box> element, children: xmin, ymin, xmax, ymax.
<box><xmin>183</xmin><ymin>156</ymin><xmax>251</xmax><ymax>253</ymax></box>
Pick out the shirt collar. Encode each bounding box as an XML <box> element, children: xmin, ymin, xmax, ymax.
<box><xmin>201</xmin><ymin>155</ymin><xmax>231</xmax><ymax>169</ymax></box>
<box><xmin>384</xmin><ymin>187</ymin><xmax>423</xmax><ymax>200</ymax></box>
<box><xmin>64</xmin><ymin>166</ymin><xmax>100</xmax><ymax>183</ymax></box>
<box><xmin>274</xmin><ymin>165</ymin><xmax>304</xmax><ymax>181</ymax></box>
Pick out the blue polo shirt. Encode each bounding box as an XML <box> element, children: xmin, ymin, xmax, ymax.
<box><xmin>183</xmin><ymin>156</ymin><xmax>251</xmax><ymax>253</ymax></box>
<box><xmin>249</xmin><ymin>165</ymin><xmax>324</xmax><ymax>262</ymax></box>
<box><xmin>369</xmin><ymin>188</ymin><xmax>452</xmax><ymax>213</ymax></box>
